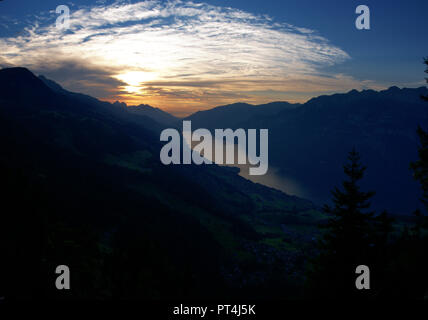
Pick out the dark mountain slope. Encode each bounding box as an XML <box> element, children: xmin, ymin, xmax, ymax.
<box><xmin>184</xmin><ymin>101</ymin><xmax>299</xmax><ymax>129</ymax></box>
<box><xmin>126</xmin><ymin>103</ymin><xmax>178</xmax><ymax>126</ymax></box>
<box><xmin>0</xmin><ymin>67</ymin><xmax>52</xmax><ymax>100</ymax></box>
<box><xmin>38</xmin><ymin>74</ymin><xmax>178</xmax><ymax>126</ymax></box>
<box><xmin>0</xmin><ymin>67</ymin><xmax>321</xmax><ymax>299</ymax></box>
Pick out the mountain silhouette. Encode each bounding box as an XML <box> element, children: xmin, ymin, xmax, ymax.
<box><xmin>184</xmin><ymin>101</ymin><xmax>299</xmax><ymax>128</ymax></box>
<box><xmin>126</xmin><ymin>103</ymin><xmax>178</xmax><ymax>125</ymax></box>
<box><xmin>37</xmin><ymin>72</ymin><xmax>177</xmax><ymax>129</ymax></box>
<box><xmin>0</xmin><ymin>67</ymin><xmax>52</xmax><ymax>101</ymax></box>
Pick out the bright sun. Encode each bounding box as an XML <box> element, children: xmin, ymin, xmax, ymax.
<box><xmin>113</xmin><ymin>71</ymin><xmax>157</xmax><ymax>94</ymax></box>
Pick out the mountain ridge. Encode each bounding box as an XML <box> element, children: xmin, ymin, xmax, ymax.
<box><xmin>186</xmin><ymin>85</ymin><xmax>428</xmax><ymax>214</ymax></box>
<box><xmin>4</xmin><ymin>66</ymin><xmax>426</xmax><ymax>213</ymax></box>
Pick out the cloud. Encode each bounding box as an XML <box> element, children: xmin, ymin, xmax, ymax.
<box><xmin>0</xmin><ymin>0</ymin><xmax>379</xmax><ymax>115</ymax></box>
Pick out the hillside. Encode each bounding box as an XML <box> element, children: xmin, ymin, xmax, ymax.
<box><xmin>184</xmin><ymin>101</ymin><xmax>299</xmax><ymax>128</ymax></box>
<box><xmin>0</xmin><ymin>67</ymin><xmax>323</xmax><ymax>299</ymax></box>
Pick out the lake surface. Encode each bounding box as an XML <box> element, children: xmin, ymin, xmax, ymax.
<box><xmin>183</xmin><ymin>130</ymin><xmax>312</xmax><ymax>199</ymax></box>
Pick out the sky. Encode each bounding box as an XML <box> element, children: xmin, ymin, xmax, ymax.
<box><xmin>0</xmin><ymin>0</ymin><xmax>427</xmax><ymax>116</ymax></box>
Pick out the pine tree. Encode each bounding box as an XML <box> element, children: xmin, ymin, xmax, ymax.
<box><xmin>321</xmin><ymin>148</ymin><xmax>375</xmax><ymax>259</ymax></box>
<box><xmin>308</xmin><ymin>149</ymin><xmax>379</xmax><ymax>298</ymax></box>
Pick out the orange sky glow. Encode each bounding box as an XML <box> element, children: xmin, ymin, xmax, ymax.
<box><xmin>0</xmin><ymin>1</ymin><xmax>388</xmax><ymax>117</ymax></box>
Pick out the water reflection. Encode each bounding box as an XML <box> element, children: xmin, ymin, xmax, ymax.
<box><xmin>183</xmin><ymin>129</ymin><xmax>310</xmax><ymax>199</ymax></box>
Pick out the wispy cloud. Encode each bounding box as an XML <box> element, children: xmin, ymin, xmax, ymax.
<box><xmin>0</xmin><ymin>0</ymin><xmax>380</xmax><ymax>115</ymax></box>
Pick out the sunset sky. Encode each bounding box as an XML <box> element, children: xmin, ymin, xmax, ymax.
<box><xmin>1</xmin><ymin>0</ymin><xmax>427</xmax><ymax>116</ymax></box>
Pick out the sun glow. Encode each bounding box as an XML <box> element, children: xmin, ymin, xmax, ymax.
<box><xmin>114</xmin><ymin>71</ymin><xmax>158</xmax><ymax>94</ymax></box>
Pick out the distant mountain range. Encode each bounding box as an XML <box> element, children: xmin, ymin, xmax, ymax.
<box><xmin>125</xmin><ymin>103</ymin><xmax>178</xmax><ymax>126</ymax></box>
<box><xmin>184</xmin><ymin>101</ymin><xmax>299</xmax><ymax>128</ymax></box>
<box><xmin>26</xmin><ymin>67</ymin><xmax>428</xmax><ymax>214</ymax></box>
<box><xmin>38</xmin><ymin>73</ymin><xmax>178</xmax><ymax>127</ymax></box>
<box><xmin>186</xmin><ymin>86</ymin><xmax>428</xmax><ymax>214</ymax></box>
<box><xmin>22</xmin><ymin>68</ymin><xmax>428</xmax><ymax>214</ymax></box>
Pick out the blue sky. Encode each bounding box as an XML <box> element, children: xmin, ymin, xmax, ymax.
<box><xmin>220</xmin><ymin>0</ymin><xmax>428</xmax><ymax>85</ymax></box>
<box><xmin>0</xmin><ymin>0</ymin><xmax>427</xmax><ymax>115</ymax></box>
